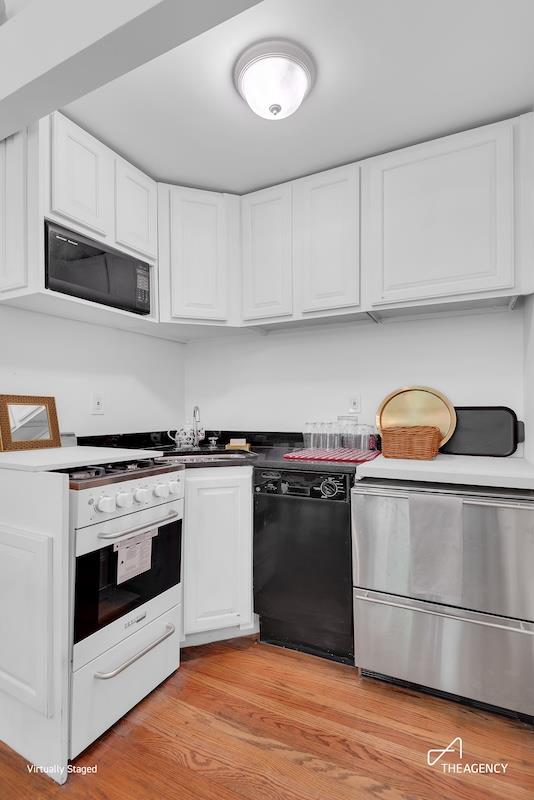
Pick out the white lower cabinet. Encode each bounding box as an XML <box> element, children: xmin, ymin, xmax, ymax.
<box><xmin>183</xmin><ymin>467</ymin><xmax>253</xmax><ymax>635</ymax></box>
<box><xmin>70</xmin><ymin>603</ymin><xmax>181</xmax><ymax>758</ymax></box>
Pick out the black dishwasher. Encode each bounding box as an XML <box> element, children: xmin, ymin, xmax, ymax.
<box><xmin>253</xmin><ymin>467</ymin><xmax>354</xmax><ymax>663</ymax></box>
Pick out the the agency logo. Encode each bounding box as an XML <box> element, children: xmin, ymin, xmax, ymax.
<box><xmin>426</xmin><ymin>736</ymin><xmax>508</xmax><ymax>775</ymax></box>
<box><xmin>427</xmin><ymin>736</ymin><xmax>463</xmax><ymax>767</ymax></box>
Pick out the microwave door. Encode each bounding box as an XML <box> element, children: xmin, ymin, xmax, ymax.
<box><xmin>47</xmin><ymin>230</ymin><xmax>110</xmax><ymax>301</ymax></box>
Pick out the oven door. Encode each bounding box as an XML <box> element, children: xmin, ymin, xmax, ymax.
<box><xmin>74</xmin><ymin>502</ymin><xmax>182</xmax><ymax>644</ymax></box>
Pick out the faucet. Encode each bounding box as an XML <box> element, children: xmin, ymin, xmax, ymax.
<box><xmin>192</xmin><ymin>405</ymin><xmax>201</xmax><ymax>447</ymax></box>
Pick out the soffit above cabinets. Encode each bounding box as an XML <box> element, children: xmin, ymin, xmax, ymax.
<box><xmin>62</xmin><ymin>0</ymin><xmax>534</xmax><ymax>194</ymax></box>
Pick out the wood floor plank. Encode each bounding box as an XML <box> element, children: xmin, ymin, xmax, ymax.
<box><xmin>0</xmin><ymin>635</ymin><xmax>532</xmax><ymax>799</ymax></box>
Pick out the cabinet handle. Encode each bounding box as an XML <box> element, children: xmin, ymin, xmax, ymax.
<box><xmin>97</xmin><ymin>512</ymin><xmax>181</xmax><ymax>540</ymax></box>
<box><xmin>94</xmin><ymin>623</ymin><xmax>175</xmax><ymax>680</ymax></box>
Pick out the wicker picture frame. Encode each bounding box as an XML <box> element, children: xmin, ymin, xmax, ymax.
<box><xmin>0</xmin><ymin>395</ymin><xmax>61</xmax><ymax>451</ymax></box>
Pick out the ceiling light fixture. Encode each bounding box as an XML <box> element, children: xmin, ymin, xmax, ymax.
<box><xmin>234</xmin><ymin>39</ymin><xmax>315</xmax><ymax>121</ymax></box>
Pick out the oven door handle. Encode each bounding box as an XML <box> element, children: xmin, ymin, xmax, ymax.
<box><xmin>94</xmin><ymin>623</ymin><xmax>176</xmax><ymax>680</ymax></box>
<box><xmin>97</xmin><ymin>511</ymin><xmax>181</xmax><ymax>541</ymax></box>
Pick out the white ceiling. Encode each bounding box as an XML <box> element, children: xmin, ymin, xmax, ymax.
<box><xmin>64</xmin><ymin>0</ymin><xmax>534</xmax><ymax>194</ymax></box>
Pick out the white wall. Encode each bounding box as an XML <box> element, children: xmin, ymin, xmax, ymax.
<box><xmin>0</xmin><ymin>305</ymin><xmax>185</xmax><ymax>436</ymax></box>
<box><xmin>185</xmin><ymin>311</ymin><xmax>525</xmax><ymax>433</ymax></box>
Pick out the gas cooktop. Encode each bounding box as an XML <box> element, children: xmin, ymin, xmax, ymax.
<box><xmin>58</xmin><ymin>458</ymin><xmax>184</xmax><ymax>489</ymax></box>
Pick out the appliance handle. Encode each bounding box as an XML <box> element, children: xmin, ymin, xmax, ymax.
<box><xmin>94</xmin><ymin>623</ymin><xmax>176</xmax><ymax>680</ymax></box>
<box><xmin>97</xmin><ymin>511</ymin><xmax>181</xmax><ymax>541</ymax></box>
<box><xmin>355</xmin><ymin>594</ymin><xmax>534</xmax><ymax>635</ymax></box>
<box><xmin>463</xmin><ymin>499</ymin><xmax>534</xmax><ymax>511</ymax></box>
<box><xmin>352</xmin><ymin>490</ymin><xmax>411</xmax><ymax>500</ymax></box>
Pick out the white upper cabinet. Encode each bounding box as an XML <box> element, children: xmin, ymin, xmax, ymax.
<box><xmin>0</xmin><ymin>130</ymin><xmax>27</xmax><ymax>293</ymax></box>
<box><xmin>364</xmin><ymin>120</ymin><xmax>515</xmax><ymax>306</ymax></box>
<box><xmin>183</xmin><ymin>467</ymin><xmax>253</xmax><ymax>635</ymax></box>
<box><xmin>115</xmin><ymin>159</ymin><xmax>157</xmax><ymax>258</ymax></box>
<box><xmin>50</xmin><ymin>113</ymin><xmax>113</xmax><ymax>238</ymax></box>
<box><xmin>168</xmin><ymin>186</ymin><xmax>228</xmax><ymax>320</ymax></box>
<box><xmin>242</xmin><ymin>183</ymin><xmax>292</xmax><ymax>320</ymax></box>
<box><xmin>293</xmin><ymin>164</ymin><xmax>360</xmax><ymax>313</ymax></box>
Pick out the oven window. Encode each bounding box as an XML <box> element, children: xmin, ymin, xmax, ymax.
<box><xmin>74</xmin><ymin>518</ymin><xmax>181</xmax><ymax>643</ymax></box>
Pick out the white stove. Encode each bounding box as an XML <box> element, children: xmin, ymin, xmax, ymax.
<box><xmin>62</xmin><ymin>458</ymin><xmax>184</xmax><ymax>528</ymax></box>
<box><xmin>62</xmin><ymin>457</ymin><xmax>184</xmax><ymax>759</ymax></box>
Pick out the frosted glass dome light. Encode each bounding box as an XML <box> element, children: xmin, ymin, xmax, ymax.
<box><xmin>234</xmin><ymin>40</ymin><xmax>315</xmax><ymax>121</ymax></box>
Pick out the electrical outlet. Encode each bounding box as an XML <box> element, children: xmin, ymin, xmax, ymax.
<box><xmin>91</xmin><ymin>393</ymin><xmax>104</xmax><ymax>415</ymax></box>
<box><xmin>349</xmin><ymin>395</ymin><xmax>361</xmax><ymax>414</ymax></box>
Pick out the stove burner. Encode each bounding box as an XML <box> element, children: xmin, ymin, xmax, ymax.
<box><xmin>64</xmin><ymin>458</ymin><xmax>159</xmax><ymax>482</ymax></box>
<box><xmin>68</xmin><ymin>466</ymin><xmax>106</xmax><ymax>480</ymax></box>
<box><xmin>103</xmin><ymin>459</ymin><xmax>157</xmax><ymax>474</ymax></box>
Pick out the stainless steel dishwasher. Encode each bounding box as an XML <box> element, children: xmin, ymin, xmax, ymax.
<box><xmin>352</xmin><ymin>479</ymin><xmax>534</xmax><ymax>716</ymax></box>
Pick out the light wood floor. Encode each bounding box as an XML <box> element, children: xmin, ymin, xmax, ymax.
<box><xmin>1</xmin><ymin>636</ymin><xmax>533</xmax><ymax>799</ymax></box>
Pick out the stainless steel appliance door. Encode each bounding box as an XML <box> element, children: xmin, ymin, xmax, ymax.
<box><xmin>352</xmin><ymin>488</ymin><xmax>534</xmax><ymax>620</ymax></box>
<box><xmin>354</xmin><ymin>589</ymin><xmax>534</xmax><ymax>715</ymax></box>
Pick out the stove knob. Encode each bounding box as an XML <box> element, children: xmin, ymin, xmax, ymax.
<box><xmin>134</xmin><ymin>487</ymin><xmax>151</xmax><ymax>504</ymax></box>
<box><xmin>116</xmin><ymin>491</ymin><xmax>133</xmax><ymax>509</ymax></box>
<box><xmin>153</xmin><ymin>483</ymin><xmax>170</xmax><ymax>499</ymax></box>
<box><xmin>169</xmin><ymin>480</ymin><xmax>181</xmax><ymax>495</ymax></box>
<box><xmin>96</xmin><ymin>494</ymin><xmax>116</xmax><ymax>513</ymax></box>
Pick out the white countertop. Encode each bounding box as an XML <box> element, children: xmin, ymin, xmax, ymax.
<box><xmin>356</xmin><ymin>453</ymin><xmax>534</xmax><ymax>490</ymax></box>
<box><xmin>0</xmin><ymin>446</ymin><xmax>157</xmax><ymax>472</ymax></box>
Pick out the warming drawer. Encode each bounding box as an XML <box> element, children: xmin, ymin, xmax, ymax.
<box><xmin>70</xmin><ymin>603</ymin><xmax>181</xmax><ymax>758</ymax></box>
<box><xmin>354</xmin><ymin>589</ymin><xmax>534</xmax><ymax>716</ymax></box>
<box><xmin>352</xmin><ymin>488</ymin><xmax>534</xmax><ymax>620</ymax></box>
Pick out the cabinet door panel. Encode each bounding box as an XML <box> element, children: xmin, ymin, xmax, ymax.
<box><xmin>0</xmin><ymin>527</ymin><xmax>52</xmax><ymax>714</ymax></box>
<box><xmin>366</xmin><ymin>122</ymin><xmax>514</xmax><ymax>304</ymax></box>
<box><xmin>51</xmin><ymin>113</ymin><xmax>113</xmax><ymax>236</ymax></box>
<box><xmin>0</xmin><ymin>131</ymin><xmax>27</xmax><ymax>292</ymax></box>
<box><xmin>184</xmin><ymin>469</ymin><xmax>252</xmax><ymax>634</ymax></box>
<box><xmin>242</xmin><ymin>184</ymin><xmax>292</xmax><ymax>320</ymax></box>
<box><xmin>170</xmin><ymin>187</ymin><xmax>227</xmax><ymax>320</ymax></box>
<box><xmin>115</xmin><ymin>160</ymin><xmax>157</xmax><ymax>258</ymax></box>
<box><xmin>294</xmin><ymin>165</ymin><xmax>360</xmax><ymax>312</ymax></box>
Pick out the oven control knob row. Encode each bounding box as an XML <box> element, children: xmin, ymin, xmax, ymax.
<box><xmin>116</xmin><ymin>491</ymin><xmax>133</xmax><ymax>509</ymax></box>
<box><xmin>96</xmin><ymin>494</ymin><xmax>116</xmax><ymax>513</ymax></box>
<box><xmin>134</xmin><ymin>487</ymin><xmax>151</xmax><ymax>504</ymax></box>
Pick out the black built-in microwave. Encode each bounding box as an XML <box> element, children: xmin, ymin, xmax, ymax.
<box><xmin>45</xmin><ymin>221</ymin><xmax>151</xmax><ymax>315</ymax></box>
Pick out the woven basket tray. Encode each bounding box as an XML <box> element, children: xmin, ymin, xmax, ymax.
<box><xmin>381</xmin><ymin>425</ymin><xmax>441</xmax><ymax>460</ymax></box>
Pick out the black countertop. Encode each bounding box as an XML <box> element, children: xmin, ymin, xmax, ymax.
<box><xmin>76</xmin><ymin>431</ymin><xmax>362</xmax><ymax>474</ymax></box>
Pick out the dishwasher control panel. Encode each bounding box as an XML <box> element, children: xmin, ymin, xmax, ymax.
<box><xmin>254</xmin><ymin>469</ymin><xmax>349</xmax><ymax>501</ymax></box>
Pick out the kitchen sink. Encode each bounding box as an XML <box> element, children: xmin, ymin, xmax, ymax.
<box><xmin>155</xmin><ymin>453</ymin><xmax>251</xmax><ymax>464</ymax></box>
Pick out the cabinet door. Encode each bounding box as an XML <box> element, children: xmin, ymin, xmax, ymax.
<box><xmin>0</xmin><ymin>527</ymin><xmax>52</xmax><ymax>714</ymax></box>
<box><xmin>184</xmin><ymin>468</ymin><xmax>252</xmax><ymax>634</ymax></box>
<box><xmin>242</xmin><ymin>184</ymin><xmax>292</xmax><ymax>320</ymax></box>
<box><xmin>0</xmin><ymin>130</ymin><xmax>27</xmax><ymax>292</ymax></box>
<box><xmin>51</xmin><ymin>112</ymin><xmax>113</xmax><ymax>236</ymax></box>
<box><xmin>365</xmin><ymin>121</ymin><xmax>515</xmax><ymax>305</ymax></box>
<box><xmin>115</xmin><ymin>160</ymin><xmax>157</xmax><ymax>258</ymax></box>
<box><xmin>293</xmin><ymin>165</ymin><xmax>360</xmax><ymax>312</ymax></box>
<box><xmin>169</xmin><ymin>187</ymin><xmax>228</xmax><ymax>320</ymax></box>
